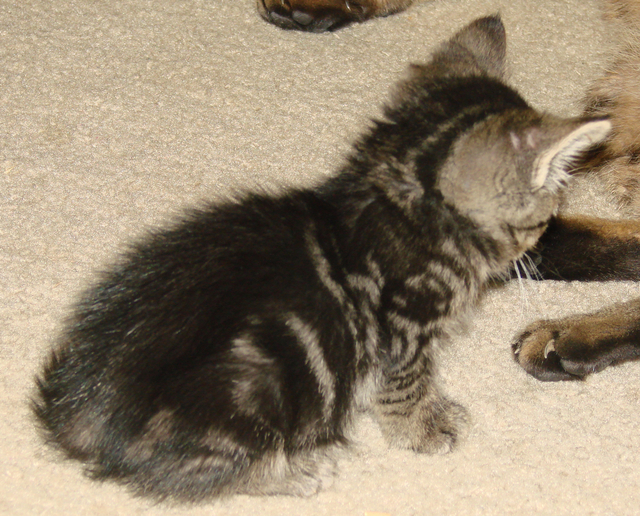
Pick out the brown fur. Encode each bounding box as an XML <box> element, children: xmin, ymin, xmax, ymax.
<box><xmin>514</xmin><ymin>0</ymin><xmax>640</xmax><ymax>381</ymax></box>
<box><xmin>604</xmin><ymin>0</ymin><xmax>640</xmax><ymax>23</ymax></box>
<box><xmin>257</xmin><ymin>0</ymin><xmax>421</xmax><ymax>31</ymax></box>
<box><xmin>532</xmin><ymin>216</ymin><xmax>640</xmax><ymax>281</ymax></box>
<box><xmin>514</xmin><ymin>298</ymin><xmax>640</xmax><ymax>381</ymax></box>
<box><xmin>584</xmin><ymin>47</ymin><xmax>640</xmax><ymax>215</ymax></box>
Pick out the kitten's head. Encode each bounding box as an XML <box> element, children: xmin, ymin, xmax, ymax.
<box><xmin>438</xmin><ymin>111</ymin><xmax>611</xmax><ymax>257</ymax></box>
<box><xmin>429</xmin><ymin>16</ymin><xmax>611</xmax><ymax>258</ymax></box>
<box><xmin>382</xmin><ymin>16</ymin><xmax>612</xmax><ymax>261</ymax></box>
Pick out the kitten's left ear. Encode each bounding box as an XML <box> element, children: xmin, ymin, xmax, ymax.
<box><xmin>446</xmin><ymin>14</ymin><xmax>507</xmax><ymax>79</ymax></box>
<box><xmin>531</xmin><ymin>119</ymin><xmax>612</xmax><ymax>191</ymax></box>
<box><xmin>390</xmin><ymin>15</ymin><xmax>507</xmax><ymax>107</ymax></box>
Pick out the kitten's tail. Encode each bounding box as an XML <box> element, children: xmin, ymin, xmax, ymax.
<box><xmin>34</xmin><ymin>395</ymin><xmax>333</xmax><ymax>500</ymax></box>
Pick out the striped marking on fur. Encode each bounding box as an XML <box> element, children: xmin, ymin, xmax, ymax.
<box><xmin>285</xmin><ymin>314</ymin><xmax>336</xmax><ymax>419</ymax></box>
<box><xmin>304</xmin><ymin>227</ymin><xmax>348</xmax><ymax>307</ymax></box>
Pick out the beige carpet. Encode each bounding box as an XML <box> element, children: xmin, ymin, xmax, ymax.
<box><xmin>3</xmin><ymin>0</ymin><xmax>640</xmax><ymax>514</ymax></box>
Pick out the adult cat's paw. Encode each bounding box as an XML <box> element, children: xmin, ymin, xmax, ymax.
<box><xmin>257</xmin><ymin>1</ymin><xmax>416</xmax><ymax>32</ymax></box>
<box><xmin>257</xmin><ymin>0</ymin><xmax>370</xmax><ymax>31</ymax></box>
<box><xmin>513</xmin><ymin>319</ymin><xmax>620</xmax><ymax>381</ymax></box>
<box><xmin>512</xmin><ymin>321</ymin><xmax>577</xmax><ymax>381</ymax></box>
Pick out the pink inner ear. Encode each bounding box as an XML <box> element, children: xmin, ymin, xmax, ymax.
<box><xmin>525</xmin><ymin>127</ymin><xmax>543</xmax><ymax>149</ymax></box>
<box><xmin>509</xmin><ymin>132</ymin><xmax>521</xmax><ymax>151</ymax></box>
<box><xmin>511</xmin><ymin>128</ymin><xmax>543</xmax><ymax>152</ymax></box>
<box><xmin>531</xmin><ymin>120</ymin><xmax>612</xmax><ymax>191</ymax></box>
<box><xmin>509</xmin><ymin>127</ymin><xmax>543</xmax><ymax>151</ymax></box>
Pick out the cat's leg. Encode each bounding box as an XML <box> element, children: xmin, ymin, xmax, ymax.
<box><xmin>513</xmin><ymin>215</ymin><xmax>640</xmax><ymax>380</ymax></box>
<box><xmin>513</xmin><ymin>297</ymin><xmax>640</xmax><ymax>381</ymax></box>
<box><xmin>116</xmin><ymin>424</ymin><xmax>338</xmax><ymax>499</ymax></box>
<box><xmin>237</xmin><ymin>448</ymin><xmax>338</xmax><ymax>497</ymax></box>
<box><xmin>373</xmin><ymin>353</ymin><xmax>468</xmax><ymax>453</ymax></box>
<box><xmin>532</xmin><ymin>215</ymin><xmax>640</xmax><ymax>281</ymax></box>
<box><xmin>257</xmin><ymin>0</ymin><xmax>418</xmax><ymax>32</ymax></box>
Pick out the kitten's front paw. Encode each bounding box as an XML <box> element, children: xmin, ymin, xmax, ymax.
<box><xmin>415</xmin><ymin>399</ymin><xmax>469</xmax><ymax>454</ymax></box>
<box><xmin>512</xmin><ymin>320</ymin><xmax>612</xmax><ymax>381</ymax></box>
<box><xmin>257</xmin><ymin>0</ymin><xmax>372</xmax><ymax>32</ymax></box>
<box><xmin>380</xmin><ymin>399</ymin><xmax>469</xmax><ymax>454</ymax></box>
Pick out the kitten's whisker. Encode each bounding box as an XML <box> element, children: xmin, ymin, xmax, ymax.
<box><xmin>521</xmin><ymin>252</ymin><xmax>543</xmax><ymax>281</ymax></box>
<box><xmin>512</xmin><ymin>258</ymin><xmax>531</xmax><ymax>323</ymax></box>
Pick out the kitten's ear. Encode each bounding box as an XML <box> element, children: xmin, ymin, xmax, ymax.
<box><xmin>390</xmin><ymin>15</ymin><xmax>506</xmax><ymax>106</ymax></box>
<box><xmin>433</xmin><ymin>15</ymin><xmax>507</xmax><ymax>79</ymax></box>
<box><xmin>530</xmin><ymin>119</ymin><xmax>612</xmax><ymax>191</ymax></box>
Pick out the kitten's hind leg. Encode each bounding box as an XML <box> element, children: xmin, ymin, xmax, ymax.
<box><xmin>513</xmin><ymin>297</ymin><xmax>640</xmax><ymax>381</ymax></box>
<box><xmin>133</xmin><ymin>448</ymin><xmax>337</xmax><ymax>500</ymax></box>
<box><xmin>374</xmin><ymin>354</ymin><xmax>469</xmax><ymax>454</ymax></box>
<box><xmin>238</xmin><ymin>448</ymin><xmax>338</xmax><ymax>497</ymax></box>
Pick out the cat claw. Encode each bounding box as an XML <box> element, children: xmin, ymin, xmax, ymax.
<box><xmin>543</xmin><ymin>339</ymin><xmax>556</xmax><ymax>359</ymax></box>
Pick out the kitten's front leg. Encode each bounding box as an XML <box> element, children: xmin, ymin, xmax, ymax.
<box><xmin>374</xmin><ymin>353</ymin><xmax>468</xmax><ymax>454</ymax></box>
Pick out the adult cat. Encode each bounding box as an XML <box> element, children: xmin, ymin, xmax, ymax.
<box><xmin>33</xmin><ymin>16</ymin><xmax>609</xmax><ymax>500</ymax></box>
<box><xmin>257</xmin><ymin>0</ymin><xmax>421</xmax><ymax>31</ymax></box>
<box><xmin>512</xmin><ymin>0</ymin><xmax>640</xmax><ymax>381</ymax></box>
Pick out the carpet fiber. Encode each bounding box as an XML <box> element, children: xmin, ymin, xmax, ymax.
<box><xmin>2</xmin><ymin>1</ymin><xmax>640</xmax><ymax>514</ymax></box>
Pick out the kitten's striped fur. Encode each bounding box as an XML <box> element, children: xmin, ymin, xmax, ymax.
<box><xmin>33</xmin><ymin>17</ymin><xmax>610</xmax><ymax>500</ymax></box>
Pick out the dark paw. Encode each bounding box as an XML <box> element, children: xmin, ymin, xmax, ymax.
<box><xmin>512</xmin><ymin>320</ymin><xmax>615</xmax><ymax>381</ymax></box>
<box><xmin>257</xmin><ymin>0</ymin><xmax>370</xmax><ymax>32</ymax></box>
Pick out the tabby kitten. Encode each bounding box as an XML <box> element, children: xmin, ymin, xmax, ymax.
<box><xmin>33</xmin><ymin>16</ymin><xmax>610</xmax><ymax>500</ymax></box>
<box><xmin>513</xmin><ymin>0</ymin><xmax>640</xmax><ymax>381</ymax></box>
<box><xmin>257</xmin><ymin>0</ymin><xmax>421</xmax><ymax>31</ymax></box>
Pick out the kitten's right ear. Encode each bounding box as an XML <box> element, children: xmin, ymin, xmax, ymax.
<box><xmin>433</xmin><ymin>15</ymin><xmax>507</xmax><ymax>79</ymax></box>
<box><xmin>531</xmin><ymin>119</ymin><xmax>612</xmax><ymax>192</ymax></box>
